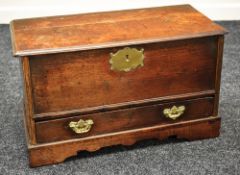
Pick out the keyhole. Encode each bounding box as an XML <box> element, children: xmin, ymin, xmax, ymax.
<box><xmin>125</xmin><ymin>54</ymin><xmax>130</xmax><ymax>62</ymax></box>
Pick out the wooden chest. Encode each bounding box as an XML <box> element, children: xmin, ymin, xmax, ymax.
<box><xmin>10</xmin><ymin>5</ymin><xmax>227</xmax><ymax>167</ymax></box>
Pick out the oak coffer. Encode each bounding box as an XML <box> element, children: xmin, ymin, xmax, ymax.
<box><xmin>10</xmin><ymin>4</ymin><xmax>227</xmax><ymax>167</ymax></box>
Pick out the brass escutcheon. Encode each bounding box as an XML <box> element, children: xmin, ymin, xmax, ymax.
<box><xmin>69</xmin><ymin>119</ymin><xmax>94</xmax><ymax>134</ymax></box>
<box><xmin>109</xmin><ymin>47</ymin><xmax>144</xmax><ymax>72</ymax></box>
<box><xmin>163</xmin><ymin>105</ymin><xmax>186</xmax><ymax>120</ymax></box>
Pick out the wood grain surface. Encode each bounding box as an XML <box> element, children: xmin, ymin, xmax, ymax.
<box><xmin>9</xmin><ymin>4</ymin><xmax>227</xmax><ymax>167</ymax></box>
<box><xmin>10</xmin><ymin>5</ymin><xmax>226</xmax><ymax>56</ymax></box>
<box><xmin>30</xmin><ymin>37</ymin><xmax>217</xmax><ymax>114</ymax></box>
<box><xmin>29</xmin><ymin>117</ymin><xmax>221</xmax><ymax>167</ymax></box>
<box><xmin>33</xmin><ymin>90</ymin><xmax>215</xmax><ymax>121</ymax></box>
<box><xmin>35</xmin><ymin>97</ymin><xmax>214</xmax><ymax>143</ymax></box>
<box><xmin>21</xmin><ymin>57</ymin><xmax>36</xmax><ymax>144</ymax></box>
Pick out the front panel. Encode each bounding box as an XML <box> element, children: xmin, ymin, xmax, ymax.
<box><xmin>30</xmin><ymin>37</ymin><xmax>217</xmax><ymax>114</ymax></box>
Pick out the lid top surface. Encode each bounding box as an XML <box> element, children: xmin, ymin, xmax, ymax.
<box><xmin>10</xmin><ymin>4</ymin><xmax>227</xmax><ymax>56</ymax></box>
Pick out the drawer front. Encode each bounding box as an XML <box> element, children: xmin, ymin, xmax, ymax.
<box><xmin>30</xmin><ymin>37</ymin><xmax>217</xmax><ymax>114</ymax></box>
<box><xmin>36</xmin><ymin>97</ymin><xmax>214</xmax><ymax>143</ymax></box>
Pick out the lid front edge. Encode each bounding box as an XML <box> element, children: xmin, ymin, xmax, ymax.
<box><xmin>14</xmin><ymin>30</ymin><xmax>227</xmax><ymax>57</ymax></box>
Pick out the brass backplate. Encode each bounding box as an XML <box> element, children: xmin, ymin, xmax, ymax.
<box><xmin>69</xmin><ymin>119</ymin><xmax>94</xmax><ymax>134</ymax></box>
<box><xmin>109</xmin><ymin>47</ymin><xmax>144</xmax><ymax>72</ymax></box>
<box><xmin>163</xmin><ymin>106</ymin><xmax>186</xmax><ymax>120</ymax></box>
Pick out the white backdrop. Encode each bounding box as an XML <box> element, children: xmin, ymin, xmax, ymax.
<box><xmin>0</xmin><ymin>0</ymin><xmax>240</xmax><ymax>23</ymax></box>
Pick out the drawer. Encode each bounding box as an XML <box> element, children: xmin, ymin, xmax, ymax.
<box><xmin>30</xmin><ymin>37</ymin><xmax>217</xmax><ymax>114</ymax></box>
<box><xmin>36</xmin><ymin>97</ymin><xmax>214</xmax><ymax>143</ymax></box>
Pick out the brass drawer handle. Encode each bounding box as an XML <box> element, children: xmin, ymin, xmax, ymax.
<box><xmin>69</xmin><ymin>119</ymin><xmax>94</xmax><ymax>134</ymax></box>
<box><xmin>163</xmin><ymin>105</ymin><xmax>186</xmax><ymax>120</ymax></box>
<box><xmin>109</xmin><ymin>47</ymin><xmax>144</xmax><ymax>72</ymax></box>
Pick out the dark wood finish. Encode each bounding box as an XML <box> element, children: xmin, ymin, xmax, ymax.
<box><xmin>10</xmin><ymin>5</ymin><xmax>226</xmax><ymax>56</ymax></box>
<box><xmin>10</xmin><ymin>5</ymin><xmax>227</xmax><ymax>167</ymax></box>
<box><xmin>30</xmin><ymin>37</ymin><xmax>217</xmax><ymax>114</ymax></box>
<box><xmin>213</xmin><ymin>36</ymin><xmax>224</xmax><ymax>115</ymax></box>
<box><xmin>34</xmin><ymin>90</ymin><xmax>215</xmax><ymax>121</ymax></box>
<box><xmin>36</xmin><ymin>97</ymin><xmax>214</xmax><ymax>143</ymax></box>
<box><xmin>29</xmin><ymin>117</ymin><xmax>221</xmax><ymax>167</ymax></box>
<box><xmin>21</xmin><ymin>57</ymin><xmax>36</xmax><ymax>144</ymax></box>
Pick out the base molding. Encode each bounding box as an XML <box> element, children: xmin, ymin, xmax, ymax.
<box><xmin>28</xmin><ymin>117</ymin><xmax>221</xmax><ymax>167</ymax></box>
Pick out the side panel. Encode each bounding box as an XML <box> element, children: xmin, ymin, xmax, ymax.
<box><xmin>213</xmin><ymin>35</ymin><xmax>224</xmax><ymax>116</ymax></box>
<box><xmin>21</xmin><ymin>57</ymin><xmax>36</xmax><ymax>144</ymax></box>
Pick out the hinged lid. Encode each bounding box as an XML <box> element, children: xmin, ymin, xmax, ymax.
<box><xmin>10</xmin><ymin>4</ymin><xmax>227</xmax><ymax>56</ymax></box>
